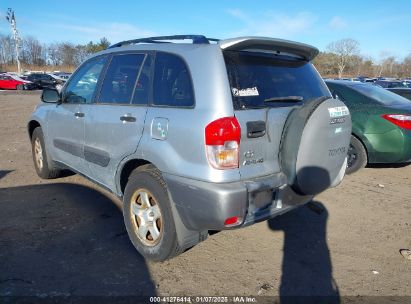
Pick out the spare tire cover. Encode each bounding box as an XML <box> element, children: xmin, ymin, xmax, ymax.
<box><xmin>279</xmin><ymin>97</ymin><xmax>352</xmax><ymax>195</ymax></box>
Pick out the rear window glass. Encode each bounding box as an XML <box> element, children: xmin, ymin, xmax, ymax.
<box><xmin>395</xmin><ymin>91</ymin><xmax>411</xmax><ymax>100</ymax></box>
<box><xmin>352</xmin><ymin>84</ymin><xmax>411</xmax><ymax>105</ymax></box>
<box><xmin>224</xmin><ymin>51</ymin><xmax>330</xmax><ymax>109</ymax></box>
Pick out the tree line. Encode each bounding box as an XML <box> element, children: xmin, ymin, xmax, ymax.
<box><xmin>0</xmin><ymin>35</ymin><xmax>110</xmax><ymax>71</ymax></box>
<box><xmin>1</xmin><ymin>35</ymin><xmax>411</xmax><ymax>78</ymax></box>
<box><xmin>314</xmin><ymin>38</ymin><xmax>411</xmax><ymax>78</ymax></box>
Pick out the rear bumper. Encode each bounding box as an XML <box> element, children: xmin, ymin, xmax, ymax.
<box><xmin>164</xmin><ymin>173</ymin><xmax>313</xmax><ymax>231</ymax></box>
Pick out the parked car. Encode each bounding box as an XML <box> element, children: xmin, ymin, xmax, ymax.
<box><xmin>24</xmin><ymin>73</ymin><xmax>64</xmax><ymax>89</ymax></box>
<box><xmin>326</xmin><ymin>80</ymin><xmax>411</xmax><ymax>174</ymax></box>
<box><xmin>403</xmin><ymin>80</ymin><xmax>411</xmax><ymax>88</ymax></box>
<box><xmin>374</xmin><ymin>80</ymin><xmax>408</xmax><ymax>88</ymax></box>
<box><xmin>28</xmin><ymin>35</ymin><xmax>351</xmax><ymax>261</ymax></box>
<box><xmin>52</xmin><ymin>72</ymin><xmax>72</xmax><ymax>80</ymax></box>
<box><xmin>0</xmin><ymin>73</ymin><xmax>36</xmax><ymax>90</ymax></box>
<box><xmin>387</xmin><ymin>88</ymin><xmax>411</xmax><ymax>100</ymax></box>
<box><xmin>334</xmin><ymin>77</ymin><xmax>360</xmax><ymax>82</ymax></box>
<box><xmin>47</xmin><ymin>73</ymin><xmax>67</xmax><ymax>91</ymax></box>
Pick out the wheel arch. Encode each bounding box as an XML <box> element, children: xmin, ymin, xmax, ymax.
<box><xmin>28</xmin><ymin>120</ymin><xmax>42</xmax><ymax>140</ymax></box>
<box><xmin>118</xmin><ymin>158</ymin><xmax>154</xmax><ymax>196</ymax></box>
<box><xmin>351</xmin><ymin>132</ymin><xmax>369</xmax><ymax>161</ymax></box>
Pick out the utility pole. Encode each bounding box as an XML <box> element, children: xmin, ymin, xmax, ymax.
<box><xmin>6</xmin><ymin>8</ymin><xmax>22</xmax><ymax>74</ymax></box>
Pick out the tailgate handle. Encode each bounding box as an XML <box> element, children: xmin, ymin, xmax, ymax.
<box><xmin>246</xmin><ymin>121</ymin><xmax>266</xmax><ymax>138</ymax></box>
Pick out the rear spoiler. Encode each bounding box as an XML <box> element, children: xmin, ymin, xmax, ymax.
<box><xmin>218</xmin><ymin>37</ymin><xmax>319</xmax><ymax>61</ymax></box>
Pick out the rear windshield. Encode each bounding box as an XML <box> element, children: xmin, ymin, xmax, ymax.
<box><xmin>353</xmin><ymin>84</ymin><xmax>411</xmax><ymax>105</ymax></box>
<box><xmin>394</xmin><ymin>90</ymin><xmax>411</xmax><ymax>100</ymax></box>
<box><xmin>224</xmin><ymin>51</ymin><xmax>331</xmax><ymax>109</ymax></box>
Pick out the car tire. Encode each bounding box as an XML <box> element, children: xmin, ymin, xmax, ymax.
<box><xmin>123</xmin><ymin>165</ymin><xmax>181</xmax><ymax>261</ymax></box>
<box><xmin>31</xmin><ymin>127</ymin><xmax>61</xmax><ymax>179</ymax></box>
<box><xmin>16</xmin><ymin>84</ymin><xmax>24</xmax><ymax>90</ymax></box>
<box><xmin>346</xmin><ymin>135</ymin><xmax>367</xmax><ymax>175</ymax></box>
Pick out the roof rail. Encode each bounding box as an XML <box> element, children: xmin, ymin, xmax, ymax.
<box><xmin>108</xmin><ymin>35</ymin><xmax>220</xmax><ymax>49</ymax></box>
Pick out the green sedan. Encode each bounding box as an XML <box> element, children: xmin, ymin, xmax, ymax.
<box><xmin>325</xmin><ymin>80</ymin><xmax>411</xmax><ymax>174</ymax></box>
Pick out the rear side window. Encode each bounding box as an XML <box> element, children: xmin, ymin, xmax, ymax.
<box><xmin>153</xmin><ymin>53</ymin><xmax>194</xmax><ymax>107</ymax></box>
<box><xmin>98</xmin><ymin>54</ymin><xmax>146</xmax><ymax>104</ymax></box>
<box><xmin>224</xmin><ymin>51</ymin><xmax>331</xmax><ymax>109</ymax></box>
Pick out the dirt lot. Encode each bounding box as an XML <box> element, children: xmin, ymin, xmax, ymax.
<box><xmin>0</xmin><ymin>92</ymin><xmax>410</xmax><ymax>300</ymax></box>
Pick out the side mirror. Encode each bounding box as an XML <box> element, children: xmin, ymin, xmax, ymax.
<box><xmin>42</xmin><ymin>88</ymin><xmax>61</xmax><ymax>103</ymax></box>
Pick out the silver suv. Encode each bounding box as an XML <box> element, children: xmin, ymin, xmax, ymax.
<box><xmin>28</xmin><ymin>35</ymin><xmax>351</xmax><ymax>261</ymax></box>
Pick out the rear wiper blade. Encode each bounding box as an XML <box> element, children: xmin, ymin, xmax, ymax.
<box><xmin>264</xmin><ymin>96</ymin><xmax>303</xmax><ymax>102</ymax></box>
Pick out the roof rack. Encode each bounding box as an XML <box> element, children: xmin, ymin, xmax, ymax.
<box><xmin>108</xmin><ymin>35</ymin><xmax>220</xmax><ymax>49</ymax></box>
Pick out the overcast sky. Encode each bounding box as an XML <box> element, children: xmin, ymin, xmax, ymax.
<box><xmin>0</xmin><ymin>0</ymin><xmax>410</xmax><ymax>61</ymax></box>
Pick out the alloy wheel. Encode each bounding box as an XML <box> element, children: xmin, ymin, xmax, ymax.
<box><xmin>129</xmin><ymin>188</ymin><xmax>163</xmax><ymax>247</ymax></box>
<box><xmin>34</xmin><ymin>138</ymin><xmax>44</xmax><ymax>170</ymax></box>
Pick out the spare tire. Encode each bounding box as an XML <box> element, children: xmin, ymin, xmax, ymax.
<box><xmin>279</xmin><ymin>97</ymin><xmax>351</xmax><ymax>195</ymax></box>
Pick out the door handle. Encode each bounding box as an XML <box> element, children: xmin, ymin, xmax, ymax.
<box><xmin>120</xmin><ymin>115</ymin><xmax>136</xmax><ymax>122</ymax></box>
<box><xmin>74</xmin><ymin>112</ymin><xmax>85</xmax><ymax>118</ymax></box>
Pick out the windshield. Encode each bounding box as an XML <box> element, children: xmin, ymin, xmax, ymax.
<box><xmin>353</xmin><ymin>83</ymin><xmax>411</xmax><ymax>105</ymax></box>
<box><xmin>224</xmin><ymin>51</ymin><xmax>331</xmax><ymax>109</ymax></box>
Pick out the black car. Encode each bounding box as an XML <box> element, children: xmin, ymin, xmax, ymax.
<box><xmin>24</xmin><ymin>73</ymin><xmax>64</xmax><ymax>89</ymax></box>
<box><xmin>387</xmin><ymin>88</ymin><xmax>411</xmax><ymax>100</ymax></box>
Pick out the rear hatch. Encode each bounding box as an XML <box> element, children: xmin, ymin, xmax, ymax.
<box><xmin>220</xmin><ymin>37</ymin><xmax>332</xmax><ymax>179</ymax></box>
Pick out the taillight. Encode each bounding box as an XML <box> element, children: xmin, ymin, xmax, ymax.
<box><xmin>205</xmin><ymin>117</ymin><xmax>241</xmax><ymax>169</ymax></box>
<box><xmin>382</xmin><ymin>114</ymin><xmax>411</xmax><ymax>130</ymax></box>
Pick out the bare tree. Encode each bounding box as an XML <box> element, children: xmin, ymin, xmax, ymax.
<box><xmin>58</xmin><ymin>42</ymin><xmax>77</xmax><ymax>66</ymax></box>
<box><xmin>377</xmin><ymin>51</ymin><xmax>398</xmax><ymax>77</ymax></box>
<box><xmin>327</xmin><ymin>38</ymin><xmax>360</xmax><ymax>78</ymax></box>
<box><xmin>23</xmin><ymin>36</ymin><xmax>45</xmax><ymax>65</ymax></box>
<box><xmin>361</xmin><ymin>57</ymin><xmax>375</xmax><ymax>77</ymax></box>
<box><xmin>403</xmin><ymin>54</ymin><xmax>411</xmax><ymax>77</ymax></box>
<box><xmin>74</xmin><ymin>45</ymin><xmax>89</xmax><ymax>66</ymax></box>
<box><xmin>313</xmin><ymin>52</ymin><xmax>338</xmax><ymax>76</ymax></box>
<box><xmin>47</xmin><ymin>43</ymin><xmax>62</xmax><ymax>65</ymax></box>
<box><xmin>0</xmin><ymin>35</ymin><xmax>15</xmax><ymax>65</ymax></box>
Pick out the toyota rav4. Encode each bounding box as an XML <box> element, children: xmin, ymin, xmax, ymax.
<box><xmin>28</xmin><ymin>35</ymin><xmax>351</xmax><ymax>261</ymax></box>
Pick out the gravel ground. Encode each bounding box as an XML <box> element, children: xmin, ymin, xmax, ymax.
<box><xmin>0</xmin><ymin>91</ymin><xmax>410</xmax><ymax>301</ymax></box>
